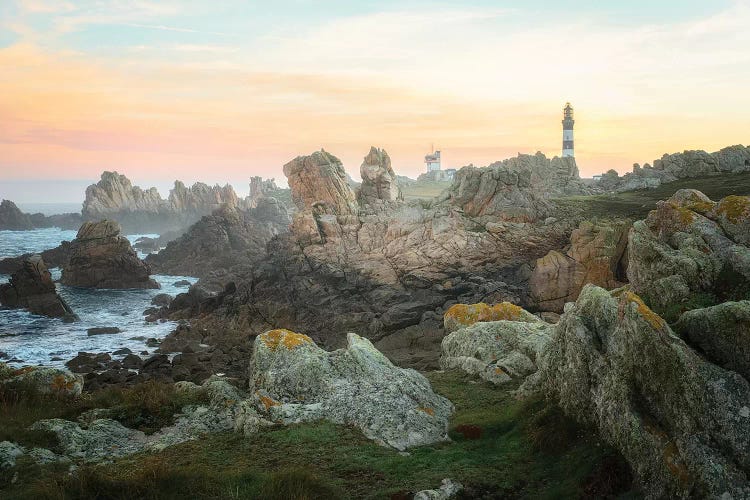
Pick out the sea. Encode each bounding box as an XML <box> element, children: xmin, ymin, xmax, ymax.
<box><xmin>0</xmin><ymin>228</ymin><xmax>197</xmax><ymax>366</ymax></box>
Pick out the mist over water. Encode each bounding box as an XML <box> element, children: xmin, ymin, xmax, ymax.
<box><xmin>0</xmin><ymin>228</ymin><xmax>196</xmax><ymax>366</ymax></box>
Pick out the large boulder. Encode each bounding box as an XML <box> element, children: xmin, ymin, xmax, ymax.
<box><xmin>358</xmin><ymin>147</ymin><xmax>402</xmax><ymax>205</ymax></box>
<box><xmin>2</xmin><ymin>364</ymin><xmax>83</xmax><ymax>397</ymax></box>
<box><xmin>534</xmin><ymin>285</ymin><xmax>750</xmax><ymax>499</ymax></box>
<box><xmin>443</xmin><ymin>302</ymin><xmax>539</xmax><ymax>334</ymax></box>
<box><xmin>0</xmin><ymin>255</ymin><xmax>77</xmax><ymax>319</ymax></box>
<box><xmin>283</xmin><ymin>150</ymin><xmax>358</xmax><ymax>216</ymax></box>
<box><xmin>61</xmin><ymin>220</ymin><xmax>159</xmax><ymax>289</ymax></box>
<box><xmin>440</xmin><ymin>318</ymin><xmax>552</xmax><ymax>384</ymax></box>
<box><xmin>627</xmin><ymin>190</ymin><xmax>750</xmax><ymax>313</ymax></box>
<box><xmin>249</xmin><ymin>329</ymin><xmax>453</xmax><ymax>450</ymax></box>
<box><xmin>674</xmin><ymin>300</ymin><xmax>750</xmax><ymax>381</ymax></box>
<box><xmin>529</xmin><ymin>220</ymin><xmax>630</xmax><ymax>312</ymax></box>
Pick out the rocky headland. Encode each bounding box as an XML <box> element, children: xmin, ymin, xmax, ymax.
<box><xmin>0</xmin><ymin>199</ymin><xmax>81</xmax><ymax>231</ymax></box>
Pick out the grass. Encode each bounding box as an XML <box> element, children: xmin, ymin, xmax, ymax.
<box><xmin>401</xmin><ymin>181</ymin><xmax>452</xmax><ymax>201</ymax></box>
<box><xmin>1</xmin><ymin>371</ymin><xmax>639</xmax><ymax>499</ymax></box>
<box><xmin>0</xmin><ymin>370</ymin><xmax>208</xmax><ymax>453</ymax></box>
<box><xmin>555</xmin><ymin>172</ymin><xmax>750</xmax><ymax>220</ymax></box>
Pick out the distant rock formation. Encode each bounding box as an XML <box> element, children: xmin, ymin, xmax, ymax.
<box><xmin>529</xmin><ymin>220</ymin><xmax>630</xmax><ymax>313</ymax></box>
<box><xmin>0</xmin><ymin>200</ymin><xmax>81</xmax><ymax>231</ymax></box>
<box><xmin>357</xmin><ymin>147</ymin><xmax>402</xmax><ymax>206</ymax></box>
<box><xmin>447</xmin><ymin>152</ymin><xmax>590</xmax><ymax>221</ymax></box>
<box><xmin>82</xmin><ymin>171</ymin><xmax>246</xmax><ymax>233</ymax></box>
<box><xmin>146</xmin><ymin>198</ymin><xmax>290</xmax><ymax>287</ymax></box>
<box><xmin>0</xmin><ymin>200</ymin><xmax>33</xmax><ymax>230</ymax></box>
<box><xmin>0</xmin><ymin>242</ymin><xmax>74</xmax><ymax>275</ymax></box>
<box><xmin>0</xmin><ymin>255</ymin><xmax>77</xmax><ymax>320</ymax></box>
<box><xmin>61</xmin><ymin>220</ymin><xmax>159</xmax><ymax>289</ymax></box>
<box><xmin>597</xmin><ymin>144</ymin><xmax>750</xmax><ymax>192</ymax></box>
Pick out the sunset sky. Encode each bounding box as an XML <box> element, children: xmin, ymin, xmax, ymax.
<box><xmin>1</xmin><ymin>0</ymin><xmax>749</xmax><ymax>202</ymax></box>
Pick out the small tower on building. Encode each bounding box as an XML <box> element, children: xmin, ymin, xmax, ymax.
<box><xmin>562</xmin><ymin>102</ymin><xmax>574</xmax><ymax>158</ymax></box>
<box><xmin>425</xmin><ymin>149</ymin><xmax>441</xmax><ymax>172</ymax></box>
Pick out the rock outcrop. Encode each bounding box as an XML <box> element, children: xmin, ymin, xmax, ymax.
<box><xmin>0</xmin><ymin>199</ymin><xmax>33</xmax><ymax>230</ymax></box>
<box><xmin>283</xmin><ymin>150</ymin><xmax>358</xmax><ymax>216</ymax></box>
<box><xmin>358</xmin><ymin>147</ymin><xmax>402</xmax><ymax>206</ymax></box>
<box><xmin>0</xmin><ymin>241</ymin><xmax>74</xmax><ymax>275</ymax></box>
<box><xmin>443</xmin><ymin>302</ymin><xmax>539</xmax><ymax>334</ymax></box>
<box><xmin>627</xmin><ymin>189</ymin><xmax>750</xmax><ymax>313</ymax></box>
<box><xmin>440</xmin><ymin>318</ymin><xmax>552</xmax><ymax>385</ymax></box>
<box><xmin>529</xmin><ymin>220</ymin><xmax>630</xmax><ymax>312</ymax></box>
<box><xmin>597</xmin><ymin>144</ymin><xmax>750</xmax><ymax>192</ymax></box>
<box><xmin>534</xmin><ymin>285</ymin><xmax>750</xmax><ymax>499</ymax></box>
<box><xmin>146</xmin><ymin>199</ymin><xmax>290</xmax><ymax>285</ymax></box>
<box><xmin>82</xmin><ymin>171</ymin><xmax>246</xmax><ymax>233</ymax></box>
<box><xmin>248</xmin><ymin>329</ymin><xmax>453</xmax><ymax>450</ymax></box>
<box><xmin>0</xmin><ymin>255</ymin><xmax>77</xmax><ymax>320</ymax></box>
<box><xmin>1</xmin><ymin>364</ymin><xmax>83</xmax><ymax>397</ymax></box>
<box><xmin>674</xmin><ymin>300</ymin><xmax>750</xmax><ymax>381</ymax></box>
<box><xmin>447</xmin><ymin>152</ymin><xmax>590</xmax><ymax>220</ymax></box>
<box><xmin>61</xmin><ymin>220</ymin><xmax>159</xmax><ymax>289</ymax></box>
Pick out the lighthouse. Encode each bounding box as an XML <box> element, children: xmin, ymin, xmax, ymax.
<box><xmin>562</xmin><ymin>102</ymin><xmax>574</xmax><ymax>158</ymax></box>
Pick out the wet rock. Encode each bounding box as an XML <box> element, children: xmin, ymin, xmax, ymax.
<box><xmin>66</xmin><ymin>352</ymin><xmax>112</xmax><ymax>373</ymax></box>
<box><xmin>0</xmin><ymin>255</ymin><xmax>78</xmax><ymax>320</ymax></box>
<box><xmin>61</xmin><ymin>220</ymin><xmax>159</xmax><ymax>289</ymax></box>
<box><xmin>173</xmin><ymin>280</ymin><xmax>191</xmax><ymax>287</ymax></box>
<box><xmin>87</xmin><ymin>327</ymin><xmax>122</xmax><ymax>336</ymax></box>
<box><xmin>249</xmin><ymin>329</ymin><xmax>453</xmax><ymax>450</ymax></box>
<box><xmin>112</xmin><ymin>348</ymin><xmax>132</xmax><ymax>355</ymax></box>
<box><xmin>151</xmin><ymin>293</ymin><xmax>173</xmax><ymax>307</ymax></box>
<box><xmin>141</xmin><ymin>354</ymin><xmax>172</xmax><ymax>381</ymax></box>
<box><xmin>121</xmin><ymin>354</ymin><xmax>143</xmax><ymax>370</ymax></box>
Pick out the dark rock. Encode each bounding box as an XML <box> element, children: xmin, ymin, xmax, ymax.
<box><xmin>61</xmin><ymin>220</ymin><xmax>159</xmax><ymax>289</ymax></box>
<box><xmin>66</xmin><ymin>352</ymin><xmax>111</xmax><ymax>373</ymax></box>
<box><xmin>0</xmin><ymin>199</ymin><xmax>34</xmax><ymax>230</ymax></box>
<box><xmin>151</xmin><ymin>293</ymin><xmax>173</xmax><ymax>307</ymax></box>
<box><xmin>86</xmin><ymin>327</ymin><xmax>121</xmax><ymax>336</ymax></box>
<box><xmin>173</xmin><ymin>280</ymin><xmax>191</xmax><ymax>287</ymax></box>
<box><xmin>145</xmin><ymin>338</ymin><xmax>160</xmax><ymax>347</ymax></box>
<box><xmin>112</xmin><ymin>348</ymin><xmax>132</xmax><ymax>355</ymax></box>
<box><xmin>121</xmin><ymin>354</ymin><xmax>142</xmax><ymax>369</ymax></box>
<box><xmin>0</xmin><ymin>255</ymin><xmax>78</xmax><ymax>320</ymax></box>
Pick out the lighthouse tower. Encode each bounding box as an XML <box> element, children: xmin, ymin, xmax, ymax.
<box><xmin>562</xmin><ymin>102</ymin><xmax>574</xmax><ymax>158</ymax></box>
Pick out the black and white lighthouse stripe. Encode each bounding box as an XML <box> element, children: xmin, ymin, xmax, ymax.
<box><xmin>562</xmin><ymin>102</ymin><xmax>574</xmax><ymax>158</ymax></box>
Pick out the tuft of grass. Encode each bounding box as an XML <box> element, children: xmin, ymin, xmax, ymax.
<box><xmin>259</xmin><ymin>468</ymin><xmax>347</xmax><ymax>500</ymax></box>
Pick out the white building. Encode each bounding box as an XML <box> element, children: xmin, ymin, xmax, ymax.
<box><xmin>425</xmin><ymin>150</ymin><xmax>441</xmax><ymax>172</ymax></box>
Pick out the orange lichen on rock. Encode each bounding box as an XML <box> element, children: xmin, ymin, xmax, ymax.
<box><xmin>444</xmin><ymin>302</ymin><xmax>524</xmax><ymax>329</ymax></box>
<box><xmin>51</xmin><ymin>374</ymin><xmax>75</xmax><ymax>393</ymax></box>
<box><xmin>715</xmin><ymin>195</ymin><xmax>750</xmax><ymax>224</ymax></box>
<box><xmin>260</xmin><ymin>329</ymin><xmax>313</xmax><ymax>351</ymax></box>
<box><xmin>258</xmin><ymin>394</ymin><xmax>281</xmax><ymax>410</ymax></box>
<box><xmin>418</xmin><ymin>407</ymin><xmax>435</xmax><ymax>416</ymax></box>
<box><xmin>621</xmin><ymin>291</ymin><xmax>666</xmax><ymax>331</ymax></box>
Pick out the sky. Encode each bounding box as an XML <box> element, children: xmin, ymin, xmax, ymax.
<box><xmin>0</xmin><ymin>0</ymin><xmax>749</xmax><ymax>202</ymax></box>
